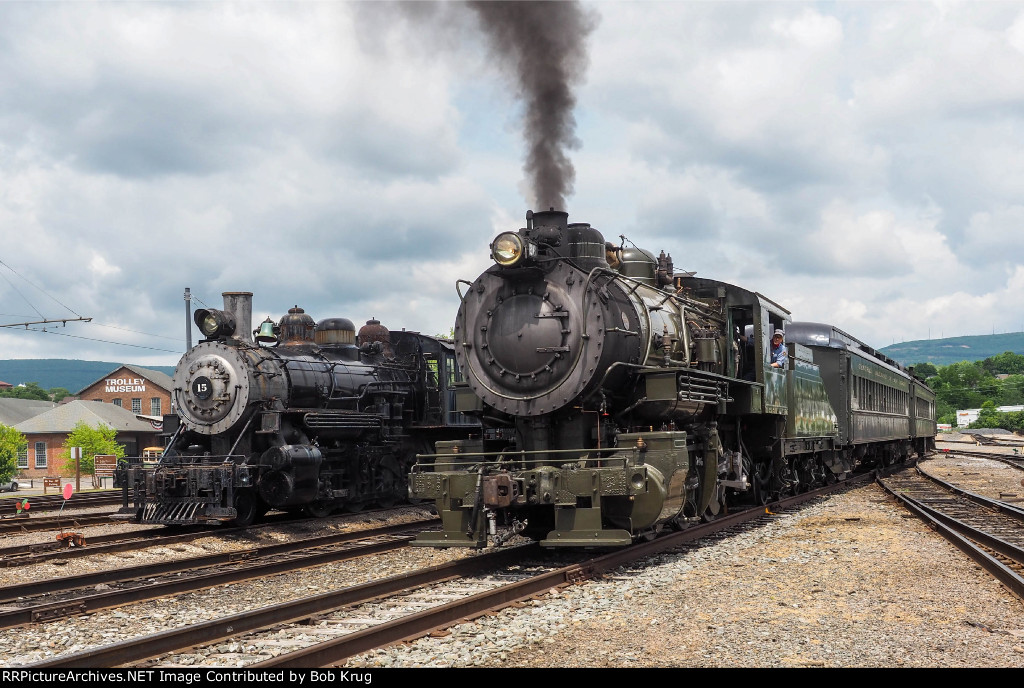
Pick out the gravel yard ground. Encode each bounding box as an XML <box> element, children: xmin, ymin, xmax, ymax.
<box><xmin>344</xmin><ymin>452</ymin><xmax>1024</xmax><ymax>668</ymax></box>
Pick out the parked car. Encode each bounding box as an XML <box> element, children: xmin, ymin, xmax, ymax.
<box><xmin>0</xmin><ymin>479</ymin><xmax>19</xmax><ymax>493</ymax></box>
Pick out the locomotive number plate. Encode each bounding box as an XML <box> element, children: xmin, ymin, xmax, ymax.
<box><xmin>192</xmin><ymin>376</ymin><xmax>213</xmax><ymax>400</ymax></box>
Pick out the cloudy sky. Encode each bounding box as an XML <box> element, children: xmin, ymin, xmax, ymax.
<box><xmin>2</xmin><ymin>1</ymin><xmax>1023</xmax><ymax>368</ymax></box>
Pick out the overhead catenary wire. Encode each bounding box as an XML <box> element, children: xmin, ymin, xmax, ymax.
<box><xmin>88</xmin><ymin>321</ymin><xmax>182</xmax><ymax>342</ymax></box>
<box><xmin>0</xmin><ymin>258</ymin><xmax>86</xmax><ymax>319</ymax></box>
<box><xmin>0</xmin><ymin>260</ymin><xmax>215</xmax><ymax>352</ymax></box>
<box><xmin>14</xmin><ymin>325</ymin><xmax>183</xmax><ymax>353</ymax></box>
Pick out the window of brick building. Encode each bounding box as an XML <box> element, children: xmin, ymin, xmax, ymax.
<box><xmin>112</xmin><ymin>398</ymin><xmax>122</xmax><ymax>408</ymax></box>
<box><xmin>132</xmin><ymin>398</ymin><xmax>142</xmax><ymax>414</ymax></box>
<box><xmin>34</xmin><ymin>442</ymin><xmax>46</xmax><ymax>469</ymax></box>
<box><xmin>17</xmin><ymin>448</ymin><xmax>28</xmax><ymax>469</ymax></box>
<box><xmin>150</xmin><ymin>397</ymin><xmax>161</xmax><ymax>416</ymax></box>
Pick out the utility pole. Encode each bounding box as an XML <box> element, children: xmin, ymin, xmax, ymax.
<box><xmin>184</xmin><ymin>287</ymin><xmax>192</xmax><ymax>350</ymax></box>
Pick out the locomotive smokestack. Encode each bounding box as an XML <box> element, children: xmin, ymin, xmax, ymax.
<box><xmin>222</xmin><ymin>292</ymin><xmax>253</xmax><ymax>343</ymax></box>
<box><xmin>532</xmin><ymin>208</ymin><xmax>569</xmax><ymax>230</ymax></box>
<box><xmin>469</xmin><ymin>1</ymin><xmax>596</xmax><ymax>211</ymax></box>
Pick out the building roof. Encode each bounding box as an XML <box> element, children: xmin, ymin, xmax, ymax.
<box><xmin>75</xmin><ymin>364</ymin><xmax>174</xmax><ymax>396</ymax></box>
<box><xmin>0</xmin><ymin>398</ymin><xmax>56</xmax><ymax>426</ymax></box>
<box><xmin>13</xmin><ymin>400</ymin><xmax>157</xmax><ymax>434</ymax></box>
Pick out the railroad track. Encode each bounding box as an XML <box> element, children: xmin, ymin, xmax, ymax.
<box><xmin>0</xmin><ymin>507</ymin><xmax>427</xmax><ymax>565</ymax></box>
<box><xmin>0</xmin><ymin>521</ymin><xmax>218</xmax><ymax>566</ymax></box>
<box><xmin>937</xmin><ymin>447</ymin><xmax>1024</xmax><ymax>473</ymax></box>
<box><xmin>930</xmin><ymin>446</ymin><xmax>1024</xmax><ymax>495</ymax></box>
<box><xmin>0</xmin><ymin>512</ymin><xmax>118</xmax><ymax>535</ymax></box>
<box><xmin>938</xmin><ymin>436</ymin><xmax>1024</xmax><ymax>448</ymax></box>
<box><xmin>878</xmin><ymin>467</ymin><xmax>1024</xmax><ymax>600</ymax></box>
<box><xmin>22</xmin><ymin>467</ymin><xmax>879</xmax><ymax>668</ymax></box>
<box><xmin>0</xmin><ymin>520</ymin><xmax>437</xmax><ymax>630</ymax></box>
<box><xmin>0</xmin><ymin>491</ymin><xmax>122</xmax><ymax>515</ymax></box>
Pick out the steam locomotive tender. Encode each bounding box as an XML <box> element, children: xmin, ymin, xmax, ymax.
<box><xmin>408</xmin><ymin>209</ymin><xmax>936</xmax><ymax>548</ymax></box>
<box><xmin>116</xmin><ymin>292</ymin><xmax>475</xmax><ymax>526</ymax></box>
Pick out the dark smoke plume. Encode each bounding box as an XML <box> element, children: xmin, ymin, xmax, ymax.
<box><xmin>469</xmin><ymin>1</ymin><xmax>597</xmax><ymax>211</ymax></box>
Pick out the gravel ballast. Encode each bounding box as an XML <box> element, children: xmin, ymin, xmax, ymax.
<box><xmin>344</xmin><ymin>454</ymin><xmax>1024</xmax><ymax>668</ymax></box>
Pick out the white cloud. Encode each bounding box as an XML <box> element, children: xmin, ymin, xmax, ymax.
<box><xmin>0</xmin><ymin>0</ymin><xmax>1023</xmax><ymax>367</ymax></box>
<box><xmin>88</xmin><ymin>253</ymin><xmax>120</xmax><ymax>278</ymax></box>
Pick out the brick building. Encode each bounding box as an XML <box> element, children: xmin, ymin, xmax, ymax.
<box><xmin>13</xmin><ymin>400</ymin><xmax>160</xmax><ymax>478</ymax></box>
<box><xmin>76</xmin><ymin>365</ymin><xmax>173</xmax><ymax>417</ymax></box>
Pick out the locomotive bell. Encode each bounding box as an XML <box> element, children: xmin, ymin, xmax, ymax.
<box><xmin>254</xmin><ymin>318</ymin><xmax>278</xmax><ymax>344</ymax></box>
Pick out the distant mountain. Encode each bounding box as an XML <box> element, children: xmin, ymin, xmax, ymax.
<box><xmin>880</xmin><ymin>332</ymin><xmax>1024</xmax><ymax>368</ymax></box>
<box><xmin>0</xmin><ymin>359</ymin><xmax>177</xmax><ymax>393</ymax></box>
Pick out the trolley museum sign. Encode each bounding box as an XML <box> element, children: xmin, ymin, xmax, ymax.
<box><xmin>105</xmin><ymin>377</ymin><xmax>147</xmax><ymax>393</ymax></box>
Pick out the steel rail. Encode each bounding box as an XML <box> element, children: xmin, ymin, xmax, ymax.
<box><xmin>27</xmin><ymin>545</ymin><xmax>537</xmax><ymax>668</ymax></box>
<box><xmin>0</xmin><ymin>519</ymin><xmax>436</xmax><ymax>605</ymax></box>
<box><xmin>0</xmin><ymin>512</ymin><xmax>116</xmax><ymax>535</ymax></box>
<box><xmin>0</xmin><ymin>524</ymin><xmax>228</xmax><ymax>566</ymax></box>
<box><xmin>0</xmin><ymin>492</ymin><xmax>121</xmax><ymax>515</ymax></box>
<box><xmin>2</xmin><ymin>525</ymin><xmax>431</xmax><ymax>630</ymax></box>
<box><xmin>0</xmin><ymin>509</ymin><xmax>314</xmax><ymax>562</ymax></box>
<box><xmin>914</xmin><ymin>464</ymin><xmax>1024</xmax><ymax>518</ymax></box>
<box><xmin>0</xmin><ymin>507</ymin><xmax>439</xmax><ymax>565</ymax></box>
<box><xmin>877</xmin><ymin>476</ymin><xmax>1024</xmax><ymax>601</ymax></box>
<box><xmin>935</xmin><ymin>446</ymin><xmax>1024</xmax><ymax>468</ymax></box>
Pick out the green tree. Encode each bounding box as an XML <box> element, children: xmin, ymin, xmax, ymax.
<box><xmin>0</xmin><ymin>425</ymin><xmax>27</xmax><ymax>483</ymax></box>
<box><xmin>935</xmin><ymin>401</ymin><xmax>956</xmax><ymax>426</ymax></box>
<box><xmin>931</xmin><ymin>361</ymin><xmax>993</xmax><ymax>411</ymax></box>
<box><xmin>980</xmin><ymin>351</ymin><xmax>1024</xmax><ymax>376</ymax></box>
<box><xmin>972</xmin><ymin>400</ymin><xmax>1001</xmax><ymax>429</ymax></box>
<box><xmin>0</xmin><ymin>382</ymin><xmax>50</xmax><ymax>401</ymax></box>
<box><xmin>61</xmin><ymin>421</ymin><xmax>125</xmax><ymax>480</ymax></box>
<box><xmin>48</xmin><ymin>387</ymin><xmax>72</xmax><ymax>402</ymax></box>
<box><xmin>911</xmin><ymin>362</ymin><xmax>938</xmax><ymax>379</ymax></box>
<box><xmin>926</xmin><ymin>356</ymin><xmax>1024</xmax><ymax>423</ymax></box>
<box><xmin>968</xmin><ymin>405</ymin><xmax>1024</xmax><ymax>432</ymax></box>
<box><xmin>994</xmin><ymin>374</ymin><xmax>1024</xmax><ymax>406</ymax></box>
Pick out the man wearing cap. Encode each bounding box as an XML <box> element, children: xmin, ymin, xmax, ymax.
<box><xmin>769</xmin><ymin>329</ymin><xmax>787</xmax><ymax>369</ymax></box>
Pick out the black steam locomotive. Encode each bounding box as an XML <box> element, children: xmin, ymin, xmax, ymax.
<box><xmin>116</xmin><ymin>292</ymin><xmax>476</xmax><ymax>526</ymax></box>
<box><xmin>408</xmin><ymin>209</ymin><xmax>936</xmax><ymax>548</ymax></box>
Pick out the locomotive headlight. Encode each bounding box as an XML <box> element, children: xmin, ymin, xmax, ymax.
<box><xmin>194</xmin><ymin>308</ymin><xmax>236</xmax><ymax>339</ymax></box>
<box><xmin>200</xmin><ymin>313</ymin><xmax>219</xmax><ymax>336</ymax></box>
<box><xmin>492</xmin><ymin>232</ymin><xmax>525</xmax><ymax>267</ymax></box>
